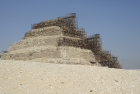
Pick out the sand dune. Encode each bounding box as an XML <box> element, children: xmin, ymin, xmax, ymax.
<box><xmin>0</xmin><ymin>60</ymin><xmax>140</xmax><ymax>94</ymax></box>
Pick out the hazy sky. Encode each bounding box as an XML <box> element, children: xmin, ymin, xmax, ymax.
<box><xmin>0</xmin><ymin>0</ymin><xmax>140</xmax><ymax>69</ymax></box>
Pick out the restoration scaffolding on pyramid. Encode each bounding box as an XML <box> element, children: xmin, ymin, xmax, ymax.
<box><xmin>1</xmin><ymin>13</ymin><xmax>122</xmax><ymax>69</ymax></box>
<box><xmin>31</xmin><ymin>13</ymin><xmax>122</xmax><ymax>69</ymax></box>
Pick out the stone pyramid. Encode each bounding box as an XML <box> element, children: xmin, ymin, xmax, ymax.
<box><xmin>1</xmin><ymin>13</ymin><xmax>122</xmax><ymax>68</ymax></box>
<box><xmin>1</xmin><ymin>13</ymin><xmax>97</xmax><ymax>65</ymax></box>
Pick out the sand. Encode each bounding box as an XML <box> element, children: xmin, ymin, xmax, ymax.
<box><xmin>0</xmin><ymin>60</ymin><xmax>140</xmax><ymax>94</ymax></box>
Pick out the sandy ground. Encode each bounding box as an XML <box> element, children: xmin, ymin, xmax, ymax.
<box><xmin>0</xmin><ymin>60</ymin><xmax>140</xmax><ymax>94</ymax></box>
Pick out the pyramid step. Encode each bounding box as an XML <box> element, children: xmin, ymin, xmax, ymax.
<box><xmin>7</xmin><ymin>36</ymin><xmax>82</xmax><ymax>52</ymax></box>
<box><xmin>2</xmin><ymin>46</ymin><xmax>95</xmax><ymax>62</ymax></box>
<box><xmin>22</xmin><ymin>26</ymin><xmax>63</xmax><ymax>40</ymax></box>
<box><xmin>7</xmin><ymin>36</ymin><xmax>60</xmax><ymax>52</ymax></box>
<box><xmin>27</xmin><ymin>58</ymin><xmax>92</xmax><ymax>65</ymax></box>
<box><xmin>2</xmin><ymin>46</ymin><xmax>58</xmax><ymax>60</ymax></box>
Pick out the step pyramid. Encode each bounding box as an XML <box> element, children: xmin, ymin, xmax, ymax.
<box><xmin>1</xmin><ymin>13</ymin><xmax>122</xmax><ymax>68</ymax></box>
<box><xmin>1</xmin><ymin>13</ymin><xmax>97</xmax><ymax>65</ymax></box>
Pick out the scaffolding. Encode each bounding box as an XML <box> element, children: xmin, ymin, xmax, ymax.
<box><xmin>31</xmin><ymin>13</ymin><xmax>122</xmax><ymax>69</ymax></box>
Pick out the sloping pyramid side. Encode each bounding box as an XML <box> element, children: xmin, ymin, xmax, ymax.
<box><xmin>1</xmin><ymin>26</ymin><xmax>96</xmax><ymax>65</ymax></box>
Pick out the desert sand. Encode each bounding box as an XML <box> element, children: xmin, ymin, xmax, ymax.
<box><xmin>0</xmin><ymin>60</ymin><xmax>140</xmax><ymax>94</ymax></box>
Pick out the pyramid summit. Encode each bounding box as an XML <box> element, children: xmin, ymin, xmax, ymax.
<box><xmin>1</xmin><ymin>13</ymin><xmax>121</xmax><ymax>69</ymax></box>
